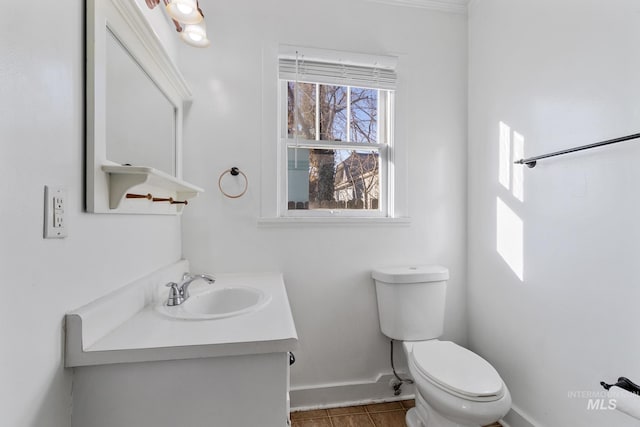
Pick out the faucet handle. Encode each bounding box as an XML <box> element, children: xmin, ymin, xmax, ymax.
<box><xmin>165</xmin><ymin>282</ymin><xmax>184</xmax><ymax>306</ymax></box>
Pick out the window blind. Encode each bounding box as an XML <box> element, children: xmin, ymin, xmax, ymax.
<box><xmin>279</xmin><ymin>58</ymin><xmax>397</xmax><ymax>91</ymax></box>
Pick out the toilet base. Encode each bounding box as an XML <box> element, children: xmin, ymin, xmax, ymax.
<box><xmin>405</xmin><ymin>407</ymin><xmax>423</xmax><ymax>427</ymax></box>
<box><xmin>410</xmin><ymin>390</ymin><xmax>482</xmax><ymax>427</ymax></box>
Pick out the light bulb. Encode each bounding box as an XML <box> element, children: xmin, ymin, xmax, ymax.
<box><xmin>188</xmin><ymin>32</ymin><xmax>203</xmax><ymax>42</ymax></box>
<box><xmin>166</xmin><ymin>0</ymin><xmax>202</xmax><ymax>24</ymax></box>
<box><xmin>176</xmin><ymin>3</ymin><xmax>194</xmax><ymax>15</ymax></box>
<box><xmin>181</xmin><ymin>20</ymin><xmax>210</xmax><ymax>48</ymax></box>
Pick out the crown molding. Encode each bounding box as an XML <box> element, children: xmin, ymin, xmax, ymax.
<box><xmin>365</xmin><ymin>0</ymin><xmax>469</xmax><ymax>14</ymax></box>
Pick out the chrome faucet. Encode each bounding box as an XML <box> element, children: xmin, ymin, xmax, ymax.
<box><xmin>165</xmin><ymin>272</ymin><xmax>216</xmax><ymax>306</ymax></box>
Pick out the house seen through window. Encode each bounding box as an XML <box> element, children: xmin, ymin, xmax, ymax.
<box><xmin>279</xmin><ymin>54</ymin><xmax>396</xmax><ymax>217</ymax></box>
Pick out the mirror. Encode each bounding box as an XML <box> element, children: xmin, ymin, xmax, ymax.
<box><xmin>86</xmin><ymin>0</ymin><xmax>194</xmax><ymax>214</ymax></box>
<box><xmin>106</xmin><ymin>29</ymin><xmax>176</xmax><ymax>175</ymax></box>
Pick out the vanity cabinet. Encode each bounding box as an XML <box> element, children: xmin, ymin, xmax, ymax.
<box><xmin>72</xmin><ymin>353</ymin><xmax>291</xmax><ymax>427</ymax></box>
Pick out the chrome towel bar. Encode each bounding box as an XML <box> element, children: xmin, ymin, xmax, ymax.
<box><xmin>514</xmin><ymin>132</ymin><xmax>640</xmax><ymax>168</ymax></box>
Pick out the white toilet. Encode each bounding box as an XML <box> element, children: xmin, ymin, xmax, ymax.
<box><xmin>372</xmin><ymin>266</ymin><xmax>511</xmax><ymax>427</ymax></box>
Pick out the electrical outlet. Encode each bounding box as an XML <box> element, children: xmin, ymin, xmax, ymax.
<box><xmin>44</xmin><ymin>186</ymin><xmax>67</xmax><ymax>239</ymax></box>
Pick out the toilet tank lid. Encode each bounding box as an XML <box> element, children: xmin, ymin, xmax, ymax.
<box><xmin>372</xmin><ymin>265</ymin><xmax>449</xmax><ymax>284</ymax></box>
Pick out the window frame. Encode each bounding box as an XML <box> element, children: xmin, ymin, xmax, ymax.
<box><xmin>277</xmin><ymin>79</ymin><xmax>395</xmax><ymax>219</ymax></box>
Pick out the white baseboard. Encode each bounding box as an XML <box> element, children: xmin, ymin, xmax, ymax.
<box><xmin>290</xmin><ymin>373</ymin><xmax>415</xmax><ymax>411</ymax></box>
<box><xmin>501</xmin><ymin>403</ymin><xmax>538</xmax><ymax>427</ymax></box>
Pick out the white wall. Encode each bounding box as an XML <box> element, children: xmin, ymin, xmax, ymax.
<box><xmin>0</xmin><ymin>1</ymin><xmax>182</xmax><ymax>426</ymax></box>
<box><xmin>180</xmin><ymin>0</ymin><xmax>468</xmax><ymax>403</ymax></box>
<box><xmin>468</xmin><ymin>0</ymin><xmax>640</xmax><ymax>425</ymax></box>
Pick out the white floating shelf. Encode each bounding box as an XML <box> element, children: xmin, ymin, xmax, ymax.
<box><xmin>102</xmin><ymin>165</ymin><xmax>204</xmax><ymax>212</ymax></box>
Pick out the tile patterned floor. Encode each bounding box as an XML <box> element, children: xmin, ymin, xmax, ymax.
<box><xmin>290</xmin><ymin>400</ymin><xmax>502</xmax><ymax>427</ymax></box>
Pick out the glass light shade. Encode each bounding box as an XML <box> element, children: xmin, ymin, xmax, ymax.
<box><xmin>181</xmin><ymin>20</ymin><xmax>210</xmax><ymax>48</ymax></box>
<box><xmin>166</xmin><ymin>0</ymin><xmax>203</xmax><ymax>24</ymax></box>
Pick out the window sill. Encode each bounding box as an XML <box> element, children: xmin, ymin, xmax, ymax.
<box><xmin>257</xmin><ymin>216</ymin><xmax>411</xmax><ymax>227</ymax></box>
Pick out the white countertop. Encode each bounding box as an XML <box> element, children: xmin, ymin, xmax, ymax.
<box><xmin>66</xmin><ymin>267</ymin><xmax>298</xmax><ymax>367</ymax></box>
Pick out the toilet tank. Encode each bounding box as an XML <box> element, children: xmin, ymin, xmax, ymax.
<box><xmin>372</xmin><ymin>265</ymin><xmax>449</xmax><ymax>341</ymax></box>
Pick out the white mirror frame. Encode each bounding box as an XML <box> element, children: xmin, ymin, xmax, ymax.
<box><xmin>86</xmin><ymin>0</ymin><xmax>195</xmax><ymax>214</ymax></box>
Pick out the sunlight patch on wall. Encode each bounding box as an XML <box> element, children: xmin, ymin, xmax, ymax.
<box><xmin>512</xmin><ymin>131</ymin><xmax>524</xmax><ymax>202</ymax></box>
<box><xmin>496</xmin><ymin>121</ymin><xmax>525</xmax><ymax>281</ymax></box>
<box><xmin>496</xmin><ymin>197</ymin><xmax>524</xmax><ymax>281</ymax></box>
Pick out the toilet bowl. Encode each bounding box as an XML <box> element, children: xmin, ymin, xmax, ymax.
<box><xmin>372</xmin><ymin>266</ymin><xmax>511</xmax><ymax>427</ymax></box>
<box><xmin>404</xmin><ymin>340</ymin><xmax>511</xmax><ymax>427</ymax></box>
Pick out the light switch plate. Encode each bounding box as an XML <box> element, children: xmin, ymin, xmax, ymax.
<box><xmin>44</xmin><ymin>186</ymin><xmax>67</xmax><ymax>239</ymax></box>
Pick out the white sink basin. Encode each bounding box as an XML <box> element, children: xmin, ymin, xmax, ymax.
<box><xmin>156</xmin><ymin>286</ymin><xmax>271</xmax><ymax>320</ymax></box>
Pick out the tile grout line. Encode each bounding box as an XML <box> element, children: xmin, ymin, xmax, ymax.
<box><xmin>366</xmin><ymin>410</ymin><xmax>375</xmax><ymax>426</ymax></box>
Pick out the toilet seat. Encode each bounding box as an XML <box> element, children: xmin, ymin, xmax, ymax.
<box><xmin>410</xmin><ymin>341</ymin><xmax>505</xmax><ymax>402</ymax></box>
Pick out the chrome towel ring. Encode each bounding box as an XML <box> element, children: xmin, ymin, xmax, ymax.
<box><xmin>218</xmin><ymin>167</ymin><xmax>248</xmax><ymax>199</ymax></box>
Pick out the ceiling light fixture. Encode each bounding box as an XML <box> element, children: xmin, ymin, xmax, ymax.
<box><xmin>181</xmin><ymin>20</ymin><xmax>211</xmax><ymax>48</ymax></box>
<box><xmin>145</xmin><ymin>0</ymin><xmax>210</xmax><ymax>48</ymax></box>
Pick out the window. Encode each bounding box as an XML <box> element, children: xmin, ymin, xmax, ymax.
<box><xmin>278</xmin><ymin>52</ymin><xmax>397</xmax><ymax>217</ymax></box>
